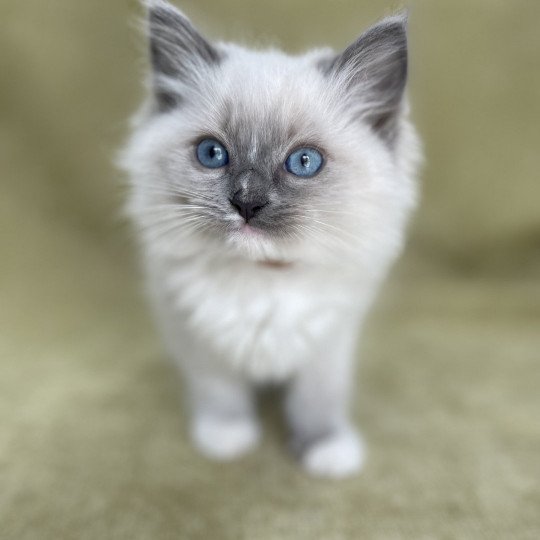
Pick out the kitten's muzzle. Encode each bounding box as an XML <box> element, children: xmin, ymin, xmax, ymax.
<box><xmin>229</xmin><ymin>169</ymin><xmax>270</xmax><ymax>223</ymax></box>
<box><xmin>229</xmin><ymin>190</ymin><xmax>268</xmax><ymax>222</ymax></box>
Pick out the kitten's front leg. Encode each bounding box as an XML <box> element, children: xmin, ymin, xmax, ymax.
<box><xmin>285</xmin><ymin>324</ymin><xmax>365</xmax><ymax>478</ymax></box>
<box><xmin>152</xmin><ymin>288</ymin><xmax>261</xmax><ymax>461</ymax></box>
<box><xmin>183</xmin><ymin>364</ymin><xmax>260</xmax><ymax>461</ymax></box>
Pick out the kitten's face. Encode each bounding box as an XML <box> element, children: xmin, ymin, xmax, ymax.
<box><xmin>124</xmin><ymin>1</ymin><xmax>419</xmax><ymax>269</ymax></box>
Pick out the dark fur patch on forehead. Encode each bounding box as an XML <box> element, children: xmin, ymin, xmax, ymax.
<box><xmin>221</xmin><ymin>105</ymin><xmax>291</xmax><ymax>170</ymax></box>
<box><xmin>218</xmin><ymin>98</ymin><xmax>325</xmax><ymax>177</ymax></box>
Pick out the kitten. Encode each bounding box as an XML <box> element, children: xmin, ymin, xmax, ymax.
<box><xmin>120</xmin><ymin>0</ymin><xmax>421</xmax><ymax>478</ymax></box>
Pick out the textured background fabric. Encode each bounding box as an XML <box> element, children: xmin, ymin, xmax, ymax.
<box><xmin>1</xmin><ymin>1</ymin><xmax>539</xmax><ymax>538</ymax></box>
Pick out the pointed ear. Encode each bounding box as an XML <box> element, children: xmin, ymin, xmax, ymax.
<box><xmin>146</xmin><ymin>0</ymin><xmax>222</xmax><ymax>111</ymax></box>
<box><xmin>325</xmin><ymin>12</ymin><xmax>408</xmax><ymax>144</ymax></box>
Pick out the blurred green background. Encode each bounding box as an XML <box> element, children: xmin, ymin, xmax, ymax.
<box><xmin>1</xmin><ymin>1</ymin><xmax>539</xmax><ymax>539</ymax></box>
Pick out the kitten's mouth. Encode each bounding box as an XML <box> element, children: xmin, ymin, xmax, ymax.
<box><xmin>227</xmin><ymin>221</ymin><xmax>293</xmax><ymax>267</ymax></box>
<box><xmin>231</xmin><ymin>223</ymin><xmax>268</xmax><ymax>246</ymax></box>
<box><xmin>239</xmin><ymin>223</ymin><xmax>260</xmax><ymax>235</ymax></box>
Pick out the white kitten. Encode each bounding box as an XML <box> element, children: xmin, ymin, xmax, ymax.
<box><xmin>120</xmin><ymin>0</ymin><xmax>421</xmax><ymax>478</ymax></box>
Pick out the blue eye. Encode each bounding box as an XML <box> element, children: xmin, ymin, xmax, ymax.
<box><xmin>285</xmin><ymin>147</ymin><xmax>324</xmax><ymax>177</ymax></box>
<box><xmin>196</xmin><ymin>138</ymin><xmax>229</xmax><ymax>168</ymax></box>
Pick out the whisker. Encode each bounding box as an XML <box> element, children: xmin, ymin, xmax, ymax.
<box><xmin>139</xmin><ymin>217</ymin><xmax>211</xmax><ymax>244</ymax></box>
<box><xmin>129</xmin><ymin>181</ymin><xmax>219</xmax><ymax>204</ymax></box>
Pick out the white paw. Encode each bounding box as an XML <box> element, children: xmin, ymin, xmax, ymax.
<box><xmin>191</xmin><ymin>416</ymin><xmax>260</xmax><ymax>461</ymax></box>
<box><xmin>301</xmin><ymin>429</ymin><xmax>365</xmax><ymax>479</ymax></box>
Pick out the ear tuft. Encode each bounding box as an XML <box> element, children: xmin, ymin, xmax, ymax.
<box><xmin>145</xmin><ymin>0</ymin><xmax>222</xmax><ymax>112</ymax></box>
<box><xmin>326</xmin><ymin>11</ymin><xmax>409</xmax><ymax>144</ymax></box>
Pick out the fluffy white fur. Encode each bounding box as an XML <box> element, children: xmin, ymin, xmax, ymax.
<box><xmin>120</xmin><ymin>1</ymin><xmax>421</xmax><ymax>478</ymax></box>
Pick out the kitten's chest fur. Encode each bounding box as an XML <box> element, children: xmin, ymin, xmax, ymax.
<box><xmin>150</xmin><ymin>254</ymin><xmax>362</xmax><ymax>381</ymax></box>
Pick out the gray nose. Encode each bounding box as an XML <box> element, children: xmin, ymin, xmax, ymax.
<box><xmin>230</xmin><ymin>190</ymin><xmax>268</xmax><ymax>222</ymax></box>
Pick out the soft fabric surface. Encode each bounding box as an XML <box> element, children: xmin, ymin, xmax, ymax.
<box><xmin>1</xmin><ymin>1</ymin><xmax>539</xmax><ymax>538</ymax></box>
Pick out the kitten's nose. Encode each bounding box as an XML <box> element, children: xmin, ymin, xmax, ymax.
<box><xmin>230</xmin><ymin>191</ymin><xmax>268</xmax><ymax>222</ymax></box>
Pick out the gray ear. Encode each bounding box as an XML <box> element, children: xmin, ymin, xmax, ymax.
<box><xmin>146</xmin><ymin>0</ymin><xmax>222</xmax><ymax>111</ymax></box>
<box><xmin>325</xmin><ymin>13</ymin><xmax>408</xmax><ymax>144</ymax></box>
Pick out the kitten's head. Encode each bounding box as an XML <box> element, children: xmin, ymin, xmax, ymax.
<box><xmin>122</xmin><ymin>0</ymin><xmax>420</xmax><ymax>273</ymax></box>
